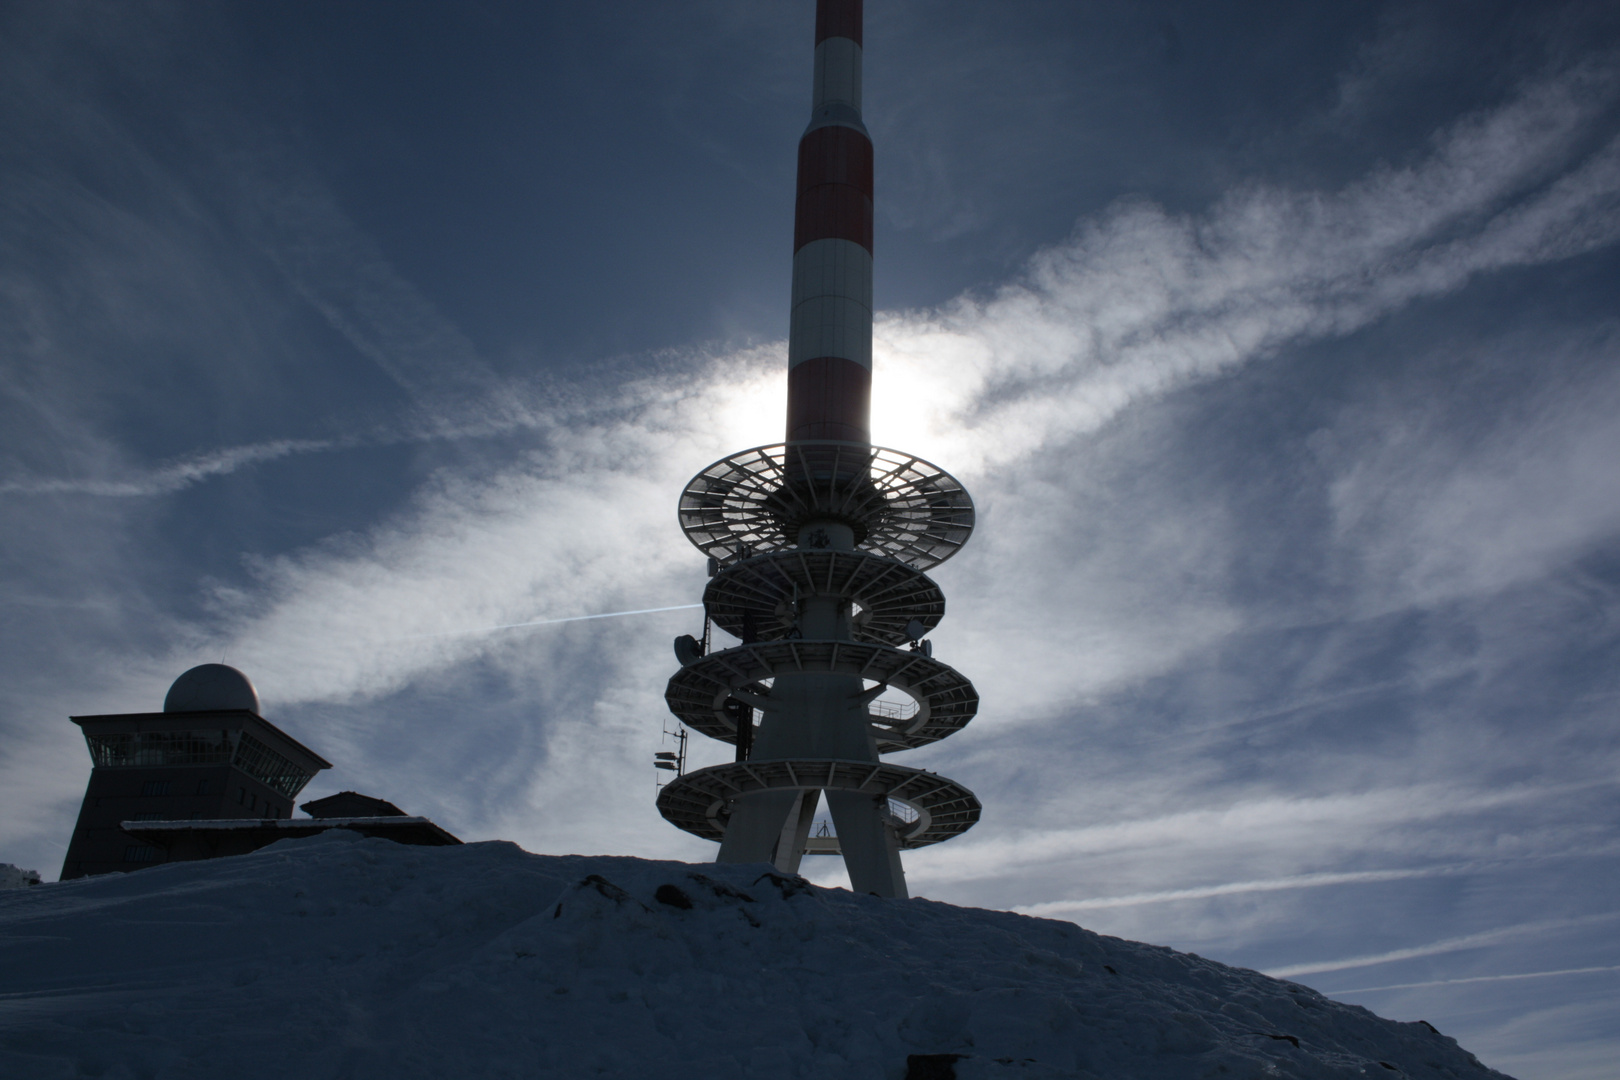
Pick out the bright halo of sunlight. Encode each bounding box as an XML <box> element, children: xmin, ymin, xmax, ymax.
<box><xmin>873</xmin><ymin>320</ymin><xmax>990</xmax><ymax>468</ymax></box>
<box><xmin>708</xmin><ymin>361</ymin><xmax>786</xmax><ymax>452</ymax></box>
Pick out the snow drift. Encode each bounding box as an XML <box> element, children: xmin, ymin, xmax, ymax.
<box><xmin>0</xmin><ymin>833</ymin><xmax>1510</xmax><ymax>1079</ymax></box>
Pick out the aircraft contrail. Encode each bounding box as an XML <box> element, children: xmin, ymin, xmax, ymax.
<box><xmin>1327</xmin><ymin>965</ymin><xmax>1620</xmax><ymax>995</ymax></box>
<box><xmin>1012</xmin><ymin>867</ymin><xmax>1451</xmax><ymax>915</ymax></box>
<box><xmin>402</xmin><ymin>604</ymin><xmax>703</xmax><ymax>640</ymax></box>
<box><xmin>1266</xmin><ymin>911</ymin><xmax>1620</xmax><ymax>978</ymax></box>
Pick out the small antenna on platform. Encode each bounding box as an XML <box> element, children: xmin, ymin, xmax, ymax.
<box><xmin>655</xmin><ymin>723</ymin><xmax>688</xmax><ymax>785</ymax></box>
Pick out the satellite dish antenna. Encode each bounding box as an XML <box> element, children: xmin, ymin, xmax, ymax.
<box><xmin>904</xmin><ymin>618</ymin><xmax>927</xmax><ymax>643</ymax></box>
<box><xmin>673</xmin><ymin>634</ymin><xmax>704</xmax><ymax>666</ymax></box>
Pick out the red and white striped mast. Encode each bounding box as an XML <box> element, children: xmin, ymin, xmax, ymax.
<box><xmin>787</xmin><ymin>0</ymin><xmax>874</xmax><ymax>446</ymax></box>
<box><xmin>658</xmin><ymin>0</ymin><xmax>980</xmax><ymax>898</ymax></box>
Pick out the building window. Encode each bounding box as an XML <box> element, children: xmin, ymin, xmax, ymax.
<box><xmin>238</xmin><ymin>788</ymin><xmax>245</xmax><ymax>805</ymax></box>
<box><xmin>232</xmin><ymin>732</ymin><xmax>314</xmax><ymax>798</ymax></box>
<box><xmin>132</xmin><ymin>812</ymin><xmax>165</xmax><ymax>822</ymax></box>
<box><xmin>123</xmin><ymin>846</ymin><xmax>159</xmax><ymax>863</ymax></box>
<box><xmin>189</xmin><ymin>811</ymin><xmax>202</xmax><ymax>819</ymax></box>
<box><xmin>86</xmin><ymin>730</ymin><xmax>233</xmax><ymax>768</ymax></box>
<box><xmin>248</xmin><ymin>793</ymin><xmax>256</xmax><ymax>811</ymax></box>
<box><xmin>141</xmin><ymin>781</ymin><xmax>173</xmax><ymax>797</ymax></box>
<box><xmin>196</xmin><ymin>779</ymin><xmax>209</xmax><ymax>795</ymax></box>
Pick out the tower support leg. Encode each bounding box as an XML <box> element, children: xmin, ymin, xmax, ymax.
<box><xmin>716</xmin><ymin>790</ymin><xmax>800</xmax><ymax>864</ymax></box>
<box><xmin>773</xmin><ymin>789</ymin><xmax>821</xmax><ymax>875</ymax></box>
<box><xmin>825</xmin><ymin>790</ymin><xmax>908</xmax><ymax>898</ymax></box>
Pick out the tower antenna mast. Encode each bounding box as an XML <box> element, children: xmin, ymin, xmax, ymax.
<box><xmin>655</xmin><ymin>0</ymin><xmax>980</xmax><ymax>897</ymax></box>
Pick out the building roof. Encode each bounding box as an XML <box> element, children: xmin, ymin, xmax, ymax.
<box><xmin>122</xmin><ymin>816</ymin><xmax>462</xmax><ymax>849</ymax></box>
<box><xmin>71</xmin><ymin>709</ymin><xmax>333</xmax><ymax>772</ymax></box>
<box><xmin>301</xmin><ymin>792</ymin><xmax>406</xmax><ymax>818</ymax></box>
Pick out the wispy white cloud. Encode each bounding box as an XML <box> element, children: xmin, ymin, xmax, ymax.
<box><xmin>1325</xmin><ymin>328</ymin><xmax>1620</xmax><ymax>613</ymax></box>
<box><xmin>0</xmin><ymin>437</ymin><xmax>347</xmax><ymax>496</ymax></box>
<box><xmin>870</xmin><ymin>62</ymin><xmax>1620</xmax><ymax>471</ymax></box>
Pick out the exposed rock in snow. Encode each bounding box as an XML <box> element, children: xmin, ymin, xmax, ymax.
<box><xmin>0</xmin><ymin>833</ymin><xmax>1512</xmax><ymax>1079</ymax></box>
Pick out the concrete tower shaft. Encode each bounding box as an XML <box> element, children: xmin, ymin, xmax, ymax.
<box><xmin>788</xmin><ymin>0</ymin><xmax>873</xmax><ymax>446</ymax></box>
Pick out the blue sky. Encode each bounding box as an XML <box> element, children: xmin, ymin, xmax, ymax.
<box><xmin>3</xmin><ymin>2</ymin><xmax>1619</xmax><ymax>1076</ymax></box>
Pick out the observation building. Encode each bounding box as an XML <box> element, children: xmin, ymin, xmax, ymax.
<box><xmin>60</xmin><ymin>664</ymin><xmax>457</xmax><ymax>880</ymax></box>
<box><xmin>655</xmin><ymin>0</ymin><xmax>981</xmax><ymax>898</ymax></box>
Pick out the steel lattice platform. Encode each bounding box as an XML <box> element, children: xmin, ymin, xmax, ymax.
<box><xmin>665</xmin><ymin>639</ymin><xmax>978</xmax><ymax>753</ymax></box>
<box><xmin>703</xmin><ymin>548</ymin><xmax>944</xmax><ymax>647</ymax></box>
<box><xmin>678</xmin><ymin>442</ymin><xmax>974</xmax><ymax>571</ymax></box>
<box><xmin>656</xmin><ymin>758</ymin><xmax>981</xmax><ymax>849</ymax></box>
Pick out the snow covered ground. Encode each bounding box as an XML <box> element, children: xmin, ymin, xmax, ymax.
<box><xmin>0</xmin><ymin>833</ymin><xmax>1512</xmax><ymax>1079</ymax></box>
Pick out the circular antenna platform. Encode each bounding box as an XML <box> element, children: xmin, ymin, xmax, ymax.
<box><xmin>656</xmin><ymin>758</ymin><xmax>981</xmax><ymax>849</ymax></box>
<box><xmin>665</xmin><ymin>639</ymin><xmax>978</xmax><ymax>753</ymax></box>
<box><xmin>678</xmin><ymin>442</ymin><xmax>974</xmax><ymax>571</ymax></box>
<box><xmin>704</xmin><ymin>549</ymin><xmax>944</xmax><ymax>647</ymax></box>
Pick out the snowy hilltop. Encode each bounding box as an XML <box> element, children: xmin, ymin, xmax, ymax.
<box><xmin>0</xmin><ymin>833</ymin><xmax>1510</xmax><ymax>1079</ymax></box>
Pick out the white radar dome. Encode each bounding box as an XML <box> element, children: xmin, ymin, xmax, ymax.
<box><xmin>163</xmin><ymin>664</ymin><xmax>262</xmax><ymax>715</ymax></box>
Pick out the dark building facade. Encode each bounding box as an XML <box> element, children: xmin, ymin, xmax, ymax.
<box><xmin>120</xmin><ymin>813</ymin><xmax>461</xmax><ymax>862</ymax></box>
<box><xmin>60</xmin><ymin>665</ymin><xmax>331</xmax><ymax>880</ymax></box>
<box><xmin>116</xmin><ymin>788</ymin><xmax>460</xmax><ymax>863</ymax></box>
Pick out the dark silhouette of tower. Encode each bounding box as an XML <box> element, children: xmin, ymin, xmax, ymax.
<box><xmin>655</xmin><ymin>0</ymin><xmax>980</xmax><ymax>897</ymax></box>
